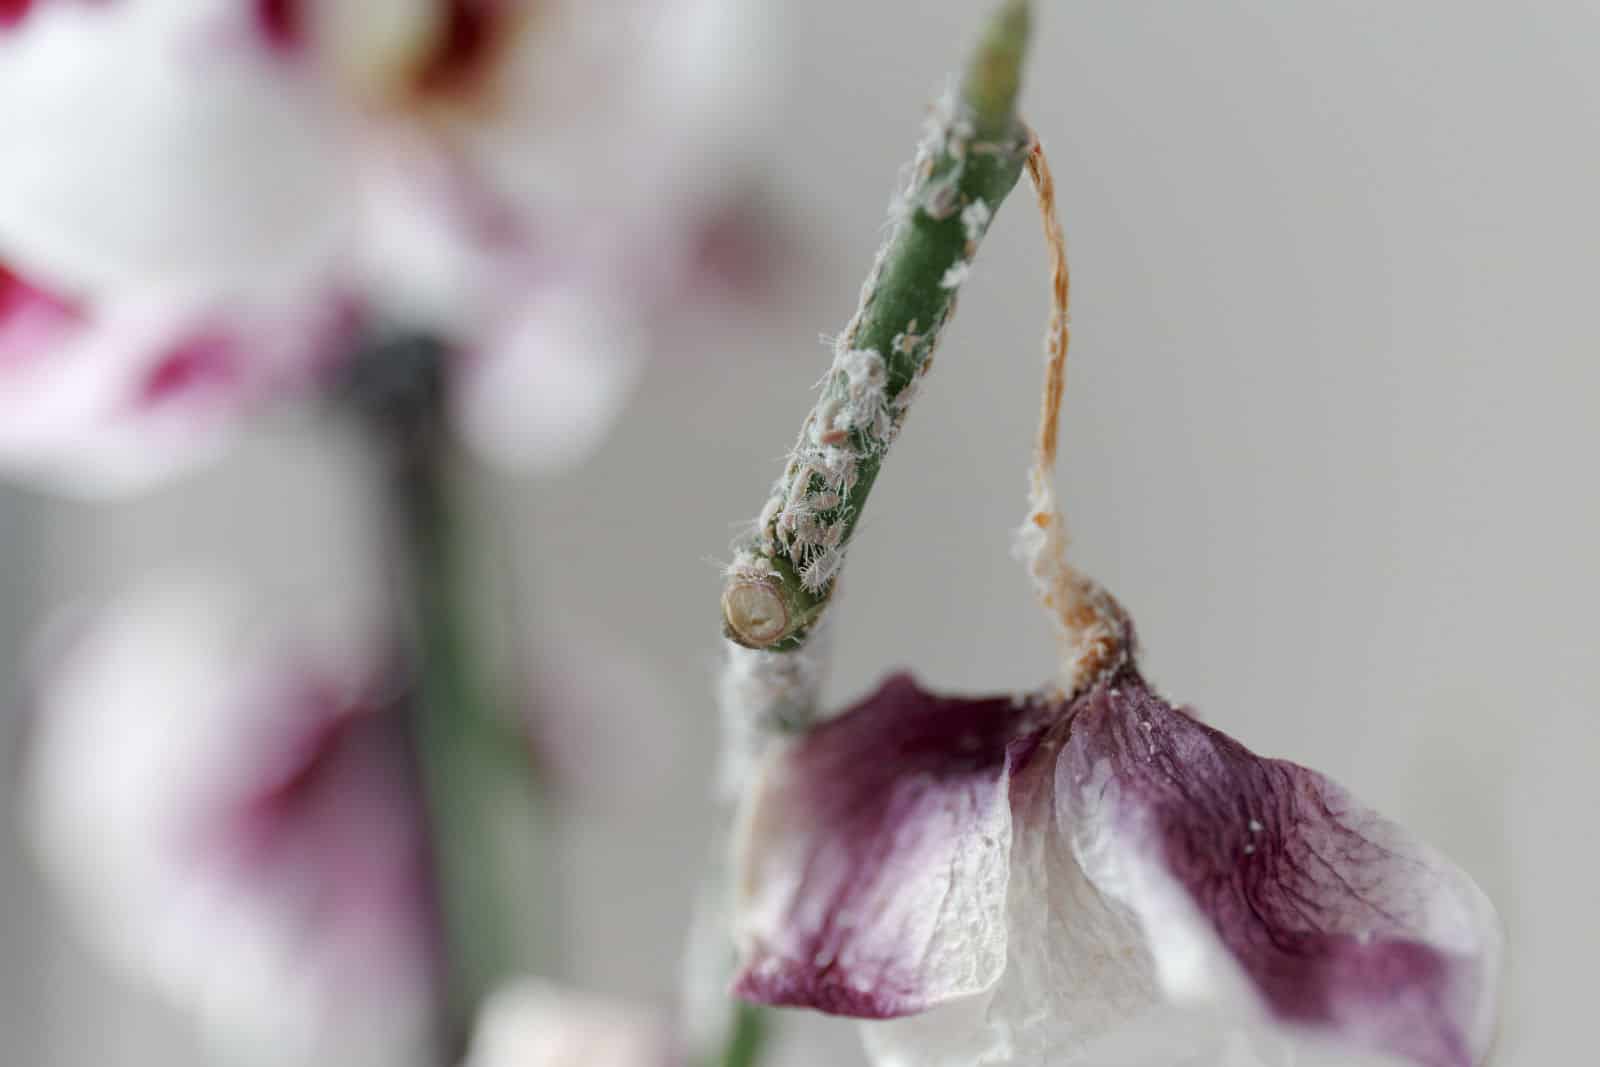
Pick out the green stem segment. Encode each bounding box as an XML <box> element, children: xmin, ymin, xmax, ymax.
<box><xmin>359</xmin><ymin>337</ymin><xmax>543</xmax><ymax>1061</ymax></box>
<box><xmin>721</xmin><ymin>0</ymin><xmax>1034</xmax><ymax>651</ymax></box>
<box><xmin>709</xmin><ymin>6</ymin><xmax>1036</xmax><ymax>1064</ymax></box>
<box><xmin>714</xmin><ymin>1004</ymin><xmax>770</xmax><ymax>1067</ymax></box>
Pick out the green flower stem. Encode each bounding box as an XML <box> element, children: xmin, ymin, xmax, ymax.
<box><xmin>721</xmin><ymin>0</ymin><xmax>1035</xmax><ymax>652</ymax></box>
<box><xmin>714</xmin><ymin>1004</ymin><xmax>770</xmax><ymax>1067</ymax></box>
<box><xmin>358</xmin><ymin>337</ymin><xmax>545</xmax><ymax>1060</ymax></box>
<box><xmin>706</xmin><ymin>7</ymin><xmax>1037</xmax><ymax>1065</ymax></box>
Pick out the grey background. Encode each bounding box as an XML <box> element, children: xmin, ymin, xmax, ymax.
<box><xmin>3</xmin><ymin>1</ymin><xmax>1596</xmax><ymax>1063</ymax></box>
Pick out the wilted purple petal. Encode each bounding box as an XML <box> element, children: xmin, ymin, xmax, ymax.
<box><xmin>1060</xmin><ymin>669</ymin><xmax>1501</xmax><ymax>1067</ymax></box>
<box><xmin>733</xmin><ymin>674</ymin><xmax>1026</xmax><ymax>1017</ymax></box>
<box><xmin>732</xmin><ymin>665</ymin><xmax>1500</xmax><ymax>1067</ymax></box>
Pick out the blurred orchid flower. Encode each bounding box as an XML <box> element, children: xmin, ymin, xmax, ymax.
<box><xmin>0</xmin><ymin>0</ymin><xmax>777</xmax><ymax>491</ymax></box>
<box><xmin>0</xmin><ymin>262</ymin><xmax>353</xmax><ymax>494</ymax></box>
<box><xmin>463</xmin><ymin>978</ymin><xmax>675</xmax><ymax>1067</ymax></box>
<box><xmin>22</xmin><ymin>577</ymin><xmax>439</xmax><ymax>1066</ymax></box>
<box><xmin>730</xmin><ymin>643</ymin><xmax>1502</xmax><ymax>1066</ymax></box>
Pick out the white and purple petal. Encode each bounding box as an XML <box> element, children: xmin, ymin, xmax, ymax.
<box><xmin>0</xmin><ymin>261</ymin><xmax>357</xmax><ymax>494</ymax></box>
<box><xmin>22</xmin><ymin>577</ymin><xmax>438</xmax><ymax>1063</ymax></box>
<box><xmin>1059</xmin><ymin>671</ymin><xmax>1502</xmax><ymax>1067</ymax></box>
<box><xmin>733</xmin><ymin>675</ymin><xmax>1025</xmax><ymax>1018</ymax></box>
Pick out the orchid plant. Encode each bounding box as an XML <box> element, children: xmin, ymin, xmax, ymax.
<box><xmin>5</xmin><ymin>2</ymin><xmax>1503</xmax><ymax>1067</ymax></box>
<box><xmin>713</xmin><ymin>3</ymin><xmax>1502</xmax><ymax>1066</ymax></box>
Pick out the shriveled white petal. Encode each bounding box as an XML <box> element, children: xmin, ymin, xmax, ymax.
<box><xmin>23</xmin><ymin>576</ymin><xmax>436</xmax><ymax>1066</ymax></box>
<box><xmin>1013</xmin><ymin>1006</ymin><xmax>1411</xmax><ymax>1067</ymax></box>
<box><xmin>464</xmin><ymin>978</ymin><xmax>672</xmax><ymax>1067</ymax></box>
<box><xmin>860</xmin><ymin>714</ymin><xmax>1160</xmax><ymax>1067</ymax></box>
<box><xmin>0</xmin><ymin>0</ymin><xmax>349</xmax><ymax>292</ymax></box>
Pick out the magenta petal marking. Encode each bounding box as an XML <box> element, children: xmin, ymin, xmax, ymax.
<box><xmin>0</xmin><ymin>0</ymin><xmax>32</xmax><ymax>30</ymax></box>
<box><xmin>1060</xmin><ymin>671</ymin><xmax>1495</xmax><ymax>1067</ymax></box>
<box><xmin>205</xmin><ymin>674</ymin><xmax>441</xmax><ymax>1015</ymax></box>
<box><xmin>135</xmin><ymin>331</ymin><xmax>239</xmax><ymax>407</ymax></box>
<box><xmin>0</xmin><ymin>262</ymin><xmax>80</xmax><ymax>368</ymax></box>
<box><xmin>734</xmin><ymin>674</ymin><xmax>1030</xmax><ymax>1018</ymax></box>
<box><xmin>254</xmin><ymin>0</ymin><xmax>301</xmax><ymax>54</ymax></box>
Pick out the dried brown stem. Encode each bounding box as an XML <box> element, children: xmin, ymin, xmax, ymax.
<box><xmin>1016</xmin><ymin>137</ymin><xmax>1128</xmax><ymax>694</ymax></box>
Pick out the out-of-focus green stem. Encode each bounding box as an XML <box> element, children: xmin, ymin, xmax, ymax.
<box><xmin>714</xmin><ymin>1004</ymin><xmax>769</xmax><ymax>1067</ymax></box>
<box><xmin>357</xmin><ymin>336</ymin><xmax>544</xmax><ymax>1060</ymax></box>
<box><xmin>720</xmin><ymin>0</ymin><xmax>1034</xmax><ymax>652</ymax></box>
<box><xmin>405</xmin><ymin>449</ymin><xmax>519</xmax><ymax>1050</ymax></box>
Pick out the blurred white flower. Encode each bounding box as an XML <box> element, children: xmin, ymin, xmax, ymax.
<box><xmin>0</xmin><ymin>0</ymin><xmax>779</xmax><ymax>490</ymax></box>
<box><xmin>463</xmin><ymin>978</ymin><xmax>674</xmax><ymax>1067</ymax></box>
<box><xmin>22</xmin><ymin>576</ymin><xmax>439</xmax><ymax>1066</ymax></box>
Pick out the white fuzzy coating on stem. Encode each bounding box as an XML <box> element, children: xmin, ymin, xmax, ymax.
<box><xmin>715</xmin><ymin>626</ymin><xmax>833</xmax><ymax>798</ymax></box>
<box><xmin>734</xmin><ymin>339</ymin><xmax>904</xmax><ymax>609</ymax></box>
<box><xmin>939</xmin><ymin>260</ymin><xmax>972</xmax><ymax>289</ymax></box>
<box><xmin>723</xmin><ymin>25</ymin><xmax>1030</xmax><ymax>665</ymax></box>
<box><xmin>726</xmin><ymin>86</ymin><xmax>1012</xmax><ymax>640</ymax></box>
<box><xmin>961</xmin><ymin>198</ymin><xmax>993</xmax><ymax>242</ymax></box>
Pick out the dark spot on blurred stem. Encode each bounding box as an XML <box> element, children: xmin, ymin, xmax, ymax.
<box><xmin>336</xmin><ymin>331</ymin><xmax>455</xmax><ymax>560</ymax></box>
<box><xmin>254</xmin><ymin>0</ymin><xmax>302</xmax><ymax>53</ymax></box>
<box><xmin>334</xmin><ymin>332</ymin><xmax>451</xmax><ymax>433</ymax></box>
